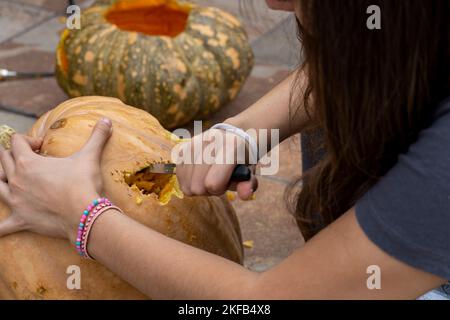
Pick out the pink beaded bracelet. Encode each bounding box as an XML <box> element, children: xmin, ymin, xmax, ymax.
<box><xmin>76</xmin><ymin>198</ymin><xmax>122</xmax><ymax>259</ymax></box>
<box><xmin>79</xmin><ymin>201</ymin><xmax>110</xmax><ymax>256</ymax></box>
<box><xmin>76</xmin><ymin>198</ymin><xmax>108</xmax><ymax>256</ymax></box>
<box><xmin>81</xmin><ymin>205</ymin><xmax>122</xmax><ymax>260</ymax></box>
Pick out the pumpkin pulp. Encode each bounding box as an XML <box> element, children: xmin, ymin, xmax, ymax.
<box><xmin>124</xmin><ymin>166</ymin><xmax>183</xmax><ymax>205</ymax></box>
<box><xmin>105</xmin><ymin>0</ymin><xmax>192</xmax><ymax>38</ymax></box>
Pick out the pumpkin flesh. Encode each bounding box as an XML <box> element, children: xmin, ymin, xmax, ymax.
<box><xmin>124</xmin><ymin>170</ymin><xmax>183</xmax><ymax>205</ymax></box>
<box><xmin>105</xmin><ymin>0</ymin><xmax>191</xmax><ymax>37</ymax></box>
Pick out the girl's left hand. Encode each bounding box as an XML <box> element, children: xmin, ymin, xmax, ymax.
<box><xmin>0</xmin><ymin>119</ymin><xmax>112</xmax><ymax>242</ymax></box>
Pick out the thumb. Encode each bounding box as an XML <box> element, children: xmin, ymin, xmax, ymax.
<box><xmin>236</xmin><ymin>175</ymin><xmax>258</xmax><ymax>200</ymax></box>
<box><xmin>79</xmin><ymin>118</ymin><xmax>113</xmax><ymax>160</ymax></box>
<box><xmin>0</xmin><ymin>216</ymin><xmax>25</xmax><ymax>238</ymax></box>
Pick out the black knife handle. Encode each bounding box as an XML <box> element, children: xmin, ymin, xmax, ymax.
<box><xmin>230</xmin><ymin>164</ymin><xmax>252</xmax><ymax>182</ymax></box>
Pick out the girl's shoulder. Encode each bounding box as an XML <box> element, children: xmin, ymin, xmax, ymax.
<box><xmin>355</xmin><ymin>95</ymin><xmax>450</xmax><ymax>282</ymax></box>
<box><xmin>431</xmin><ymin>96</ymin><xmax>450</xmax><ymax>123</ymax></box>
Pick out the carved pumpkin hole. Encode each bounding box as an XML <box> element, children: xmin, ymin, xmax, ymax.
<box><xmin>105</xmin><ymin>0</ymin><xmax>191</xmax><ymax>38</ymax></box>
<box><xmin>124</xmin><ymin>167</ymin><xmax>174</xmax><ymax>201</ymax></box>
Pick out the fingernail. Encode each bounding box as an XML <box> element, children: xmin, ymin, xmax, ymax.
<box><xmin>101</xmin><ymin>118</ymin><xmax>112</xmax><ymax>126</ymax></box>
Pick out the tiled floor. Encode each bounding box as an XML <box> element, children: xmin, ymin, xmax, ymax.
<box><xmin>0</xmin><ymin>0</ymin><xmax>304</xmax><ymax>271</ymax></box>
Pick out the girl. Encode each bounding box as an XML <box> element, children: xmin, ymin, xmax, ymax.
<box><xmin>0</xmin><ymin>0</ymin><xmax>448</xmax><ymax>299</ymax></box>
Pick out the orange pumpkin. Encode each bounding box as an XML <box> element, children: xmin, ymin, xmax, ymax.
<box><xmin>0</xmin><ymin>96</ymin><xmax>243</xmax><ymax>299</ymax></box>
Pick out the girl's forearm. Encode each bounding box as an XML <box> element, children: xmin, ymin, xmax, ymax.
<box><xmin>87</xmin><ymin>208</ymin><xmax>259</xmax><ymax>299</ymax></box>
<box><xmin>225</xmin><ymin>69</ymin><xmax>309</xmax><ymax>144</ymax></box>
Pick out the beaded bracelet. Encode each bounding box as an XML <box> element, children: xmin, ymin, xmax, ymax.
<box><xmin>76</xmin><ymin>198</ymin><xmax>122</xmax><ymax>259</ymax></box>
<box><xmin>82</xmin><ymin>205</ymin><xmax>123</xmax><ymax>260</ymax></box>
<box><xmin>79</xmin><ymin>200</ymin><xmax>111</xmax><ymax>257</ymax></box>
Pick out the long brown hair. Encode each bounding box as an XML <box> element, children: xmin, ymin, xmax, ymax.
<box><xmin>290</xmin><ymin>0</ymin><xmax>450</xmax><ymax>240</ymax></box>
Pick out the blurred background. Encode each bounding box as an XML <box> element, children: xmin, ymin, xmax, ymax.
<box><xmin>0</xmin><ymin>0</ymin><xmax>304</xmax><ymax>271</ymax></box>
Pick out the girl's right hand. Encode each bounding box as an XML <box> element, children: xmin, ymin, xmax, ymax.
<box><xmin>174</xmin><ymin>129</ymin><xmax>258</xmax><ymax>200</ymax></box>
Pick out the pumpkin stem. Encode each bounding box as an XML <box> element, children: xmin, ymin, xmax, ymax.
<box><xmin>0</xmin><ymin>125</ymin><xmax>16</xmax><ymax>150</ymax></box>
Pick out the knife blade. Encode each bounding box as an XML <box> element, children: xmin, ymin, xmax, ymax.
<box><xmin>0</xmin><ymin>68</ymin><xmax>54</xmax><ymax>82</ymax></box>
<box><xmin>145</xmin><ymin>163</ymin><xmax>252</xmax><ymax>182</ymax></box>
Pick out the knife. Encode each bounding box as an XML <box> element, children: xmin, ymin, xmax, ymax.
<box><xmin>146</xmin><ymin>163</ymin><xmax>252</xmax><ymax>182</ymax></box>
<box><xmin>0</xmin><ymin>68</ymin><xmax>54</xmax><ymax>82</ymax></box>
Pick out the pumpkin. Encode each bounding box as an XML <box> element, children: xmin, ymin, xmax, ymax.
<box><xmin>0</xmin><ymin>96</ymin><xmax>243</xmax><ymax>299</ymax></box>
<box><xmin>56</xmin><ymin>0</ymin><xmax>254</xmax><ymax>129</ymax></box>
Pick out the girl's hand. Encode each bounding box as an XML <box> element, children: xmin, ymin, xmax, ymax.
<box><xmin>175</xmin><ymin>129</ymin><xmax>258</xmax><ymax>200</ymax></box>
<box><xmin>0</xmin><ymin>119</ymin><xmax>112</xmax><ymax>242</ymax></box>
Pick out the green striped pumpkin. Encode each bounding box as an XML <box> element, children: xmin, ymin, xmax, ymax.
<box><xmin>56</xmin><ymin>0</ymin><xmax>254</xmax><ymax>128</ymax></box>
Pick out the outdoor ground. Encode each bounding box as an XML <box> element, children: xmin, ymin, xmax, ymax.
<box><xmin>0</xmin><ymin>0</ymin><xmax>304</xmax><ymax>271</ymax></box>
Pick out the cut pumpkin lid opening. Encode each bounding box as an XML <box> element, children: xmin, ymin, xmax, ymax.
<box><xmin>105</xmin><ymin>0</ymin><xmax>191</xmax><ymax>38</ymax></box>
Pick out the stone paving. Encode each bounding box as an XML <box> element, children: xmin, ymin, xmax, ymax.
<box><xmin>0</xmin><ymin>0</ymin><xmax>304</xmax><ymax>271</ymax></box>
